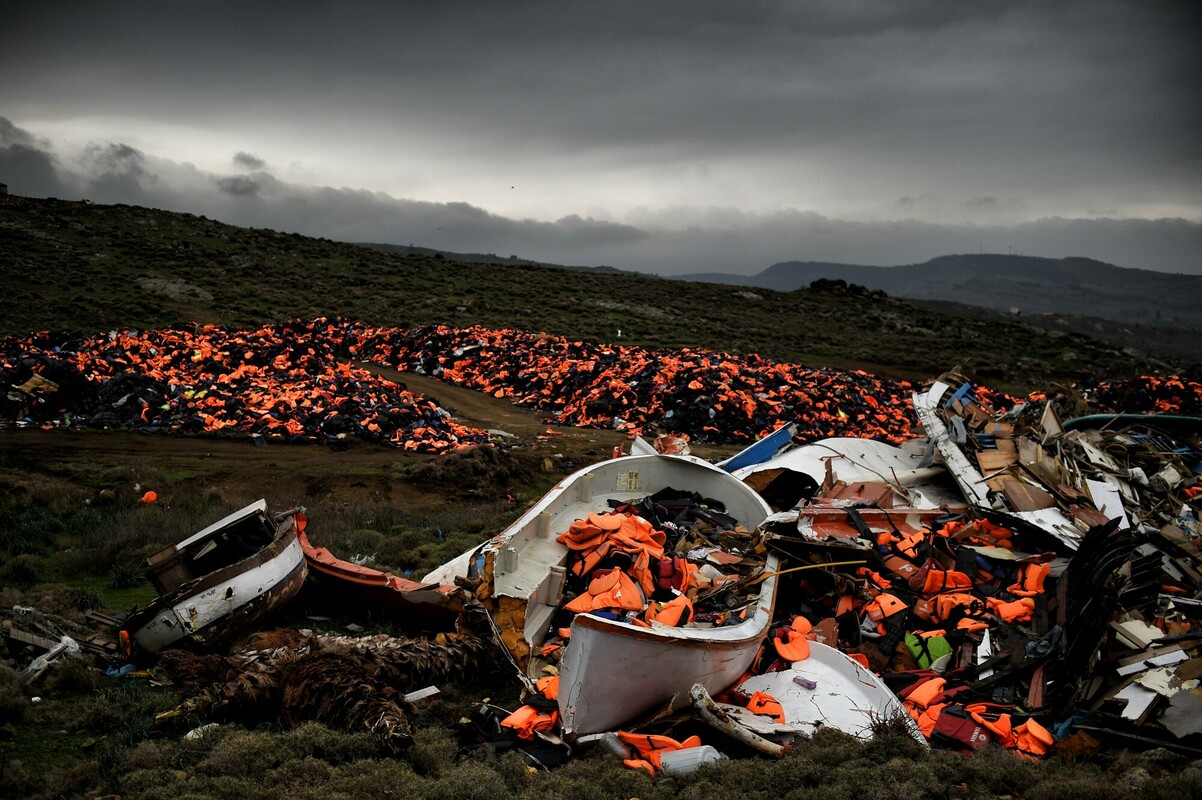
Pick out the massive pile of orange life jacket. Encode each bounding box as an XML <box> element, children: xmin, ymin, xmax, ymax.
<box><xmin>0</xmin><ymin>320</ymin><xmax>490</xmax><ymax>453</ymax></box>
<box><xmin>340</xmin><ymin>324</ymin><xmax>921</xmax><ymax>443</ymax></box>
<box><xmin>3</xmin><ymin>319</ymin><xmax>1199</xmax><ymax>452</ymax></box>
<box><xmin>1081</xmin><ymin>374</ymin><xmax>1202</xmax><ymax>416</ymax></box>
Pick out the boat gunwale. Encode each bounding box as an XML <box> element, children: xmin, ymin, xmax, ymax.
<box><xmin>299</xmin><ymin>530</ymin><xmax>456</xmax><ymax>594</ymax></box>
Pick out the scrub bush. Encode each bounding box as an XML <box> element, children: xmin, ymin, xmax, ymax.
<box><xmin>197</xmin><ymin>729</ymin><xmax>293</xmax><ymax>778</ymax></box>
<box><xmin>0</xmin><ymin>665</ymin><xmax>28</xmax><ymax>724</ymax></box>
<box><xmin>284</xmin><ymin>721</ymin><xmax>384</xmax><ymax>763</ymax></box>
<box><xmin>107</xmin><ymin>560</ymin><xmax>146</xmax><ymax>589</ymax></box>
<box><xmin>0</xmin><ymin>504</ymin><xmax>63</xmax><ymax>556</ymax></box>
<box><xmin>0</xmin><ymin>554</ymin><xmax>45</xmax><ymax>587</ymax></box>
<box><xmin>64</xmin><ymin>586</ymin><xmax>104</xmax><ymax>611</ymax></box>
<box><xmin>402</xmin><ymin>726</ymin><xmax>460</xmax><ymax>777</ymax></box>
<box><xmin>42</xmin><ymin>653</ymin><xmax>101</xmax><ymax>694</ymax></box>
<box><xmin>76</xmin><ymin>681</ymin><xmax>176</xmax><ymax>746</ymax></box>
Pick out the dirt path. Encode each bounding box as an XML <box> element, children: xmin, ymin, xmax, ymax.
<box><xmin>0</xmin><ymin>371</ymin><xmax>739</xmax><ymax>511</ymax></box>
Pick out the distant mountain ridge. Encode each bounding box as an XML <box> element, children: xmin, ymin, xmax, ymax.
<box><xmin>674</xmin><ymin>254</ymin><xmax>1202</xmax><ymax>329</ymax></box>
<box><xmin>358</xmin><ymin>242</ymin><xmax>623</xmax><ymax>274</ymax></box>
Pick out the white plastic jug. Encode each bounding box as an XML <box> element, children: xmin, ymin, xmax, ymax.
<box><xmin>658</xmin><ymin>745</ymin><xmax>724</xmax><ymax>775</ymax></box>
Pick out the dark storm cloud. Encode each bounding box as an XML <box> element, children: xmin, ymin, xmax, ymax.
<box><xmin>233</xmin><ymin>152</ymin><xmax>266</xmax><ymax>170</ymax></box>
<box><xmin>5</xmin><ymin>118</ymin><xmax>1201</xmax><ymax>276</ymax></box>
<box><xmin>217</xmin><ymin>174</ymin><xmax>262</xmax><ymax>197</ymax></box>
<box><xmin>5</xmin><ymin>2</ymin><xmax>1198</xmax><ymax>164</ymax></box>
<box><xmin>80</xmin><ymin>142</ymin><xmax>157</xmax><ymax>202</ymax></box>
<box><xmin>1</xmin><ymin>5</ymin><xmax>1199</xmax><ymax>275</ymax></box>
<box><xmin>0</xmin><ymin>117</ymin><xmax>71</xmax><ymax>197</ymax></box>
<box><xmin>0</xmin><ymin>118</ymin><xmax>41</xmax><ymax>149</ymax></box>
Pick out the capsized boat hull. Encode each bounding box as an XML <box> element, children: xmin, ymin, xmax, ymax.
<box><xmin>424</xmin><ymin>452</ymin><xmax>775</xmax><ymax>737</ymax></box>
<box><xmin>715</xmin><ymin>641</ymin><xmax>923</xmax><ymax>742</ymax></box>
<box><xmin>122</xmin><ymin>503</ymin><xmax>307</xmax><ymax>655</ymax></box>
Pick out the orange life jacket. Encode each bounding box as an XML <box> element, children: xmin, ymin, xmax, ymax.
<box><xmin>774</xmin><ymin>616</ymin><xmax>813</xmax><ymax>662</ymax></box>
<box><xmin>916</xmin><ymin>702</ymin><xmax>948</xmax><ymax>737</ymax></box>
<box><xmin>1013</xmin><ymin>718</ymin><xmax>1055</xmax><ymax>758</ymax></box>
<box><xmin>914</xmin><ymin>592</ymin><xmax>981</xmax><ymax>624</ymax></box>
<box><xmin>919</xmin><ymin>568</ymin><xmax>973</xmax><ymax>595</ymax></box>
<box><xmin>987</xmin><ymin>596</ymin><xmax>1034</xmax><ymax>623</ymax></box>
<box><xmin>863</xmin><ymin>592</ymin><xmax>908</xmax><ymax>635</ymax></box>
<box><xmin>645</xmin><ymin>594</ymin><xmax>694</xmax><ymax>627</ymax></box>
<box><xmin>564</xmin><ymin>568</ymin><xmax>646</xmax><ymax>613</ymax></box>
<box><xmin>500</xmin><ymin>704</ymin><xmax>559</xmax><ymax>739</ymax></box>
<box><xmin>747</xmin><ymin>691</ymin><xmax>785</xmax><ymax>723</ymax></box>
<box><xmin>536</xmin><ymin>675</ymin><xmax>559</xmax><ymax>700</ymax></box>
<box><xmin>1007</xmin><ymin>562</ymin><xmax>1050</xmax><ymax>597</ymax></box>
<box><xmin>616</xmin><ymin>731</ymin><xmax>703</xmax><ymax>770</ymax></box>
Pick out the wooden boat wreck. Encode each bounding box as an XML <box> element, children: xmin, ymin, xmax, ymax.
<box><xmin>298</xmin><ymin>530</ymin><xmax>462</xmax><ymax>632</ymax></box>
<box><xmin>121</xmin><ymin>500</ymin><xmax>307</xmax><ymax>656</ymax></box>
<box><xmin>424</xmin><ymin>452</ymin><xmax>777</xmax><ymax>737</ymax></box>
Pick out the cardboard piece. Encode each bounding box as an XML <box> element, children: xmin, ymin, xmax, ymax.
<box><xmin>982</xmin><ymin>422</ymin><xmax>1015</xmax><ymax>438</ymax></box>
<box><xmin>977</xmin><ymin>451</ymin><xmax>1017</xmax><ymax>472</ymax></box>
<box><xmin>1108</xmin><ymin>619</ymin><xmax>1163</xmax><ymax>650</ymax></box>
<box><xmin>1160</xmin><ymin>692</ymin><xmax>1202</xmax><ymax>738</ymax></box>
<box><xmin>1175</xmin><ymin>657</ymin><xmax>1202</xmax><ymax>682</ymax></box>
<box><xmin>1001</xmin><ymin>478</ymin><xmax>1057</xmax><ymax>511</ymax></box>
<box><xmin>994</xmin><ymin>438</ymin><xmax>1018</xmax><ymax>456</ymax></box>
<box><xmin>1018</xmin><ymin>438</ymin><xmax>1064</xmax><ymax>487</ymax></box>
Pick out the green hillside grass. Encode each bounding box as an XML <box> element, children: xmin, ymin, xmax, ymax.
<box><xmin>0</xmin><ymin>196</ymin><xmax>1180</xmax><ymax>392</ymax></box>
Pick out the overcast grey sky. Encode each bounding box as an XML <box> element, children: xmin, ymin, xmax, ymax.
<box><xmin>3</xmin><ymin>1</ymin><xmax>1200</xmax><ymax>274</ymax></box>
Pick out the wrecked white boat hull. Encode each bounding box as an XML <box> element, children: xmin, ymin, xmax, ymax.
<box><xmin>123</xmin><ymin>502</ymin><xmax>308</xmax><ymax>655</ymax></box>
<box><xmin>425</xmin><ymin>452</ymin><xmax>775</xmax><ymax>737</ymax></box>
<box><xmin>560</xmin><ymin>588</ymin><xmax>777</xmax><ymax>735</ymax></box>
<box><xmin>733</xmin><ymin>436</ymin><xmax>961</xmax><ymax>510</ymax></box>
<box><xmin>913</xmin><ymin>380</ymin><xmax>1086</xmax><ymax>550</ymax></box>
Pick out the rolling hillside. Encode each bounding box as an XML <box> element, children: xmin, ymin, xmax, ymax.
<box><xmin>0</xmin><ymin>196</ymin><xmax>1182</xmax><ymax>391</ymax></box>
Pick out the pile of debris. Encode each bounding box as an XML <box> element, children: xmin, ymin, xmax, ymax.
<box><xmin>4</xmin><ymin>320</ymin><xmax>1200</xmax><ymax>451</ymax></box>
<box><xmin>155</xmin><ymin>629</ymin><xmax>497</xmax><ymax>753</ymax></box>
<box><xmin>736</xmin><ymin>372</ymin><xmax>1202</xmax><ymax>758</ymax></box>
<box><xmin>6</xmin><ymin>376</ymin><xmax>1202</xmax><ymax>767</ymax></box>
<box><xmin>2</xmin><ymin>605</ymin><xmax>120</xmax><ymax>681</ymax></box>
<box><xmin>1</xmin><ymin>320</ymin><xmax>917</xmax><ymax>447</ymax></box>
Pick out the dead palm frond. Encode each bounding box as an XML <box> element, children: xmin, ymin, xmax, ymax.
<box><xmin>156</xmin><ymin>629</ymin><xmax>499</xmax><ymax>749</ymax></box>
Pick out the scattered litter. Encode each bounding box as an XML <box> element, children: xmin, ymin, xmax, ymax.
<box><xmin>183</xmin><ymin>722</ymin><xmax>221</xmax><ymax>740</ymax></box>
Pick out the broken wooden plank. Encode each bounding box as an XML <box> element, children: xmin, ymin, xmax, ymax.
<box><xmin>1116</xmin><ymin>644</ymin><xmax>1188</xmax><ymax>676</ymax></box>
<box><xmin>5</xmin><ymin>626</ymin><xmax>60</xmax><ymax>651</ymax></box>
<box><xmin>1001</xmin><ymin>477</ymin><xmax>1057</xmax><ymax>511</ymax></box>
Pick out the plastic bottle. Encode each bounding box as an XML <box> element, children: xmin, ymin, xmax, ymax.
<box><xmin>658</xmin><ymin>745</ymin><xmax>724</xmax><ymax>775</ymax></box>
